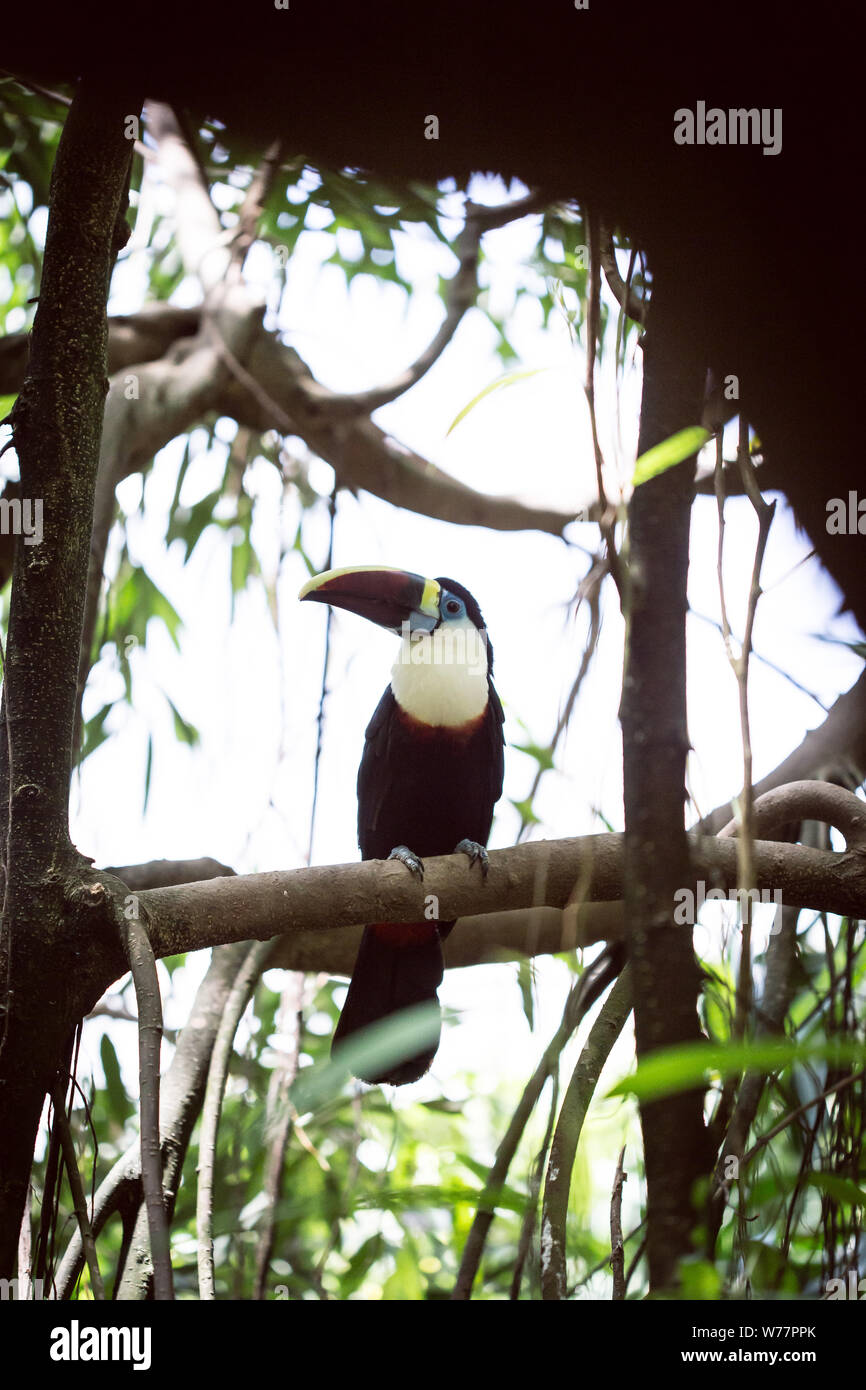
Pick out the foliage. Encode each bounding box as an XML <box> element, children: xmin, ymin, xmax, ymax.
<box><xmin>2</xmin><ymin>78</ymin><xmax>864</xmax><ymax>1302</ymax></box>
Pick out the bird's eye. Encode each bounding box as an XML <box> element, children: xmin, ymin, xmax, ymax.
<box><xmin>445</xmin><ymin>598</ymin><xmax>462</xmax><ymax>615</ymax></box>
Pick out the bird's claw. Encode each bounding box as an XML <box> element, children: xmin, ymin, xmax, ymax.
<box><xmin>454</xmin><ymin>838</ymin><xmax>489</xmax><ymax>879</ymax></box>
<box><xmin>388</xmin><ymin>844</ymin><xmax>424</xmax><ymax>879</ymax></box>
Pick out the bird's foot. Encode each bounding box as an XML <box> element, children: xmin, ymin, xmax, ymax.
<box><xmin>388</xmin><ymin>844</ymin><xmax>424</xmax><ymax>878</ymax></box>
<box><xmin>454</xmin><ymin>838</ymin><xmax>490</xmax><ymax>879</ymax></box>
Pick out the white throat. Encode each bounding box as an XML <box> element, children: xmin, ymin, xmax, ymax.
<box><xmin>390</xmin><ymin>617</ymin><xmax>489</xmax><ymax>726</ymax></box>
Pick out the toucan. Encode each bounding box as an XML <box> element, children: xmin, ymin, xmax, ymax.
<box><xmin>299</xmin><ymin>565</ymin><xmax>505</xmax><ymax>1085</ymax></box>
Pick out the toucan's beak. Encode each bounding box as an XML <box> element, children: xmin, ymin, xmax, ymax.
<box><xmin>299</xmin><ymin>566</ymin><xmax>441</xmax><ymax>634</ymax></box>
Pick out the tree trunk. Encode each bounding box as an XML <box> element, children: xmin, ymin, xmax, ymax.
<box><xmin>620</xmin><ymin>252</ymin><xmax>712</xmax><ymax>1290</ymax></box>
<box><xmin>0</xmin><ymin>80</ymin><xmax>140</xmax><ymax>1274</ymax></box>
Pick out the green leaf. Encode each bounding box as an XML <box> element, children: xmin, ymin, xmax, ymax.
<box><xmin>454</xmin><ymin>1155</ymin><xmax>527</xmax><ymax>1214</ymax></box>
<box><xmin>100</xmin><ymin>1034</ymin><xmax>130</xmax><ymax>1126</ymax></box>
<box><xmin>446</xmin><ymin>368</ymin><xmax>548</xmax><ymax>435</ymax></box>
<box><xmin>805</xmin><ymin>1173</ymin><xmax>866</xmax><ymax>1206</ymax></box>
<box><xmin>516</xmin><ymin>958</ymin><xmax>535</xmax><ymax>1030</ymax></box>
<box><xmin>79</xmin><ymin>701</ymin><xmax>116</xmax><ymax>765</ymax></box>
<box><xmin>230</xmin><ymin>525</ymin><xmax>259</xmax><ymax>597</ymax></box>
<box><xmin>289</xmin><ymin>1003</ymin><xmax>442</xmax><ymax>1112</ymax></box>
<box><xmin>166</xmin><ymin>487</ymin><xmax>223</xmax><ymax>561</ymax></box>
<box><xmin>632</xmin><ymin>426</ymin><xmax>711</xmax><ymax>486</ymax></box>
<box><xmin>813</xmin><ymin>633</ymin><xmax>866</xmax><ymax>660</ymax></box>
<box><xmin>609</xmin><ymin>1036</ymin><xmax>866</xmax><ymax>1103</ymax></box>
<box><xmin>168</xmin><ymin>435</ymin><xmax>193</xmax><ymax>519</ymax></box>
<box><xmin>143</xmin><ymin>732</ymin><xmax>153</xmax><ymax>813</ymax></box>
<box><xmin>677</xmin><ymin>1258</ymin><xmax>723</xmax><ymax>1300</ymax></box>
<box><xmin>509</xmin><ymin>796</ymin><xmax>541</xmax><ymax>828</ymax></box>
<box><xmin>109</xmin><ymin>561</ymin><xmax>183</xmax><ymax>651</ymax></box>
<box><xmin>340</xmin><ymin>1234</ymin><xmax>386</xmax><ymax>1297</ymax></box>
<box><xmin>166</xmin><ymin>696</ymin><xmax>200</xmax><ymax>748</ymax></box>
<box><xmin>512</xmin><ymin>740</ymin><xmax>555</xmax><ymax>773</ymax></box>
<box><xmin>383</xmin><ymin>1244</ymin><xmax>424</xmax><ymax>1300</ymax></box>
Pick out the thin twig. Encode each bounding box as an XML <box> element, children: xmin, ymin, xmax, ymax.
<box><xmin>453</xmin><ymin>964</ymin><xmax>631</xmax><ymax>1301</ymax></box>
<box><xmin>583</xmin><ymin>211</ymin><xmax>625</xmax><ymax>601</ymax></box>
<box><xmin>624</xmin><ymin>1232</ymin><xmax>648</xmax><ymax>1294</ymax></box>
<box><xmin>230</xmin><ymin>140</ymin><xmax>285</xmax><ymax>271</ymax></box>
<box><xmin>307</xmin><ymin>486</ymin><xmax>337</xmax><ymax>865</ymax></box>
<box><xmin>714</xmin><ymin>418</ymin><xmax>777</xmax><ymax>1036</ymax></box>
<box><xmin>610</xmin><ymin>1145</ymin><xmax>627</xmax><ymax>1300</ymax></box>
<box><xmin>321</xmin><ymin>196</ymin><xmax>546</xmax><ymax>416</ymax></box>
<box><xmin>734</xmin><ymin>416</ymin><xmax>777</xmax><ymax>1028</ymax></box>
<box><xmin>17</xmin><ymin>1184</ymin><xmax>33</xmax><ymax>1298</ymax></box>
<box><xmin>743</xmin><ymin>1068</ymin><xmax>866</xmax><ymax>1168</ymax></box>
<box><xmin>689</xmin><ymin>608</ymin><xmax>828</xmax><ymax>711</ymax></box>
<box><xmin>509</xmin><ymin>1070</ymin><xmax>560</xmax><ymax>1298</ymax></box>
<box><xmin>49</xmin><ymin>1080</ymin><xmax>106</xmax><ymax>1300</ymax></box>
<box><xmin>517</xmin><ymin>552</ymin><xmax>605</xmax><ymax>841</ymax></box>
<box><xmin>252</xmin><ymin>971</ymin><xmax>304</xmax><ymax>1299</ymax></box>
<box><xmin>451</xmin><ymin>988</ymin><xmax>579</xmax><ymax>1300</ymax></box>
<box><xmin>251</xmin><ymin>494</ymin><xmax>338</xmax><ymax>1295</ymax></box>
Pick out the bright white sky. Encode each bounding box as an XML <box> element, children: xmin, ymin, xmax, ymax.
<box><xmin>9</xmin><ymin>162</ymin><xmax>860</xmax><ymax>1250</ymax></box>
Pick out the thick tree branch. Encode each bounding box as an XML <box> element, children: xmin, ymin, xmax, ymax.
<box><xmin>145</xmin><ymin>102</ymin><xmax>229</xmax><ymax>292</ymax></box>
<box><xmin>116</xmin><ymin>816</ymin><xmax>866</xmax><ymax>967</ymax></box>
<box><xmin>0</xmin><ymin>305</ymin><xmax>200</xmax><ymax>397</ymax></box>
<box><xmin>231</xmin><ymin>334</ymin><xmax>576</xmax><ymax>534</ymax></box>
<box><xmin>104</xmin><ymin>668</ymin><xmax>866</xmax><ymax>970</ymax></box>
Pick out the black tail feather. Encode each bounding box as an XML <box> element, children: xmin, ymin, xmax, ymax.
<box><xmin>333</xmin><ymin>923</ymin><xmax>446</xmax><ymax>1085</ymax></box>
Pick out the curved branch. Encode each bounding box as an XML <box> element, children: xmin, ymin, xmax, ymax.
<box><xmin>232</xmin><ymin>334</ymin><xmax>577</xmax><ymax>535</ymax></box>
<box><xmin>599</xmin><ymin>229</ymin><xmax>647</xmax><ymax>325</ymax></box>
<box><xmin>540</xmin><ymin>968</ymin><xmax>633</xmax><ymax>1300</ymax></box>
<box><xmin>319</xmin><ymin>216</ymin><xmax>480</xmax><ymax>414</ymax></box>
<box><xmin>320</xmin><ymin>194</ymin><xmax>547</xmax><ymax>416</ymax></box>
<box><xmin>197</xmin><ymin>939</ymin><xmax>273</xmax><ymax>1299</ymax></box>
<box><xmin>718</xmin><ymin>780</ymin><xmax>866</xmax><ymax>850</ymax></box>
<box><xmin>452</xmin><ymin>962</ymin><xmax>632</xmax><ymax>1300</ymax></box>
<box><xmin>74</xmin><ymin>335</ymin><xmax>226</xmax><ymax>740</ymax></box>
<box><xmin>697</xmin><ymin>667</ymin><xmax>866</xmax><ymax>837</ymax></box>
